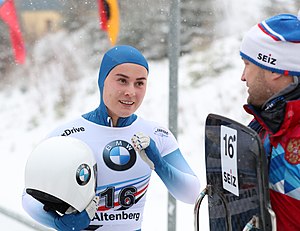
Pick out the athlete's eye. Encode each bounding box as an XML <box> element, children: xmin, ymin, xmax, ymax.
<box><xmin>118</xmin><ymin>78</ymin><xmax>127</xmax><ymax>84</ymax></box>
<box><xmin>135</xmin><ymin>81</ymin><xmax>145</xmax><ymax>87</ymax></box>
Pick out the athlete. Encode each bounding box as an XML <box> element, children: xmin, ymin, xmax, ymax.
<box><xmin>240</xmin><ymin>12</ymin><xmax>300</xmax><ymax>230</ymax></box>
<box><xmin>22</xmin><ymin>45</ymin><xmax>200</xmax><ymax>231</ymax></box>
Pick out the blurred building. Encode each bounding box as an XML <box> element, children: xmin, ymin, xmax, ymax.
<box><xmin>16</xmin><ymin>0</ymin><xmax>63</xmax><ymax>42</ymax></box>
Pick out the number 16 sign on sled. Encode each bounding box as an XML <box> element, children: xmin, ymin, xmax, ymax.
<box><xmin>221</xmin><ymin>125</ymin><xmax>239</xmax><ymax>197</ymax></box>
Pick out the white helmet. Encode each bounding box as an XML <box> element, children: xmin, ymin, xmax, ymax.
<box><xmin>25</xmin><ymin>136</ymin><xmax>97</xmax><ymax>214</ymax></box>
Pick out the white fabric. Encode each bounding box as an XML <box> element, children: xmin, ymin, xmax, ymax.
<box><xmin>47</xmin><ymin>116</ymin><xmax>179</xmax><ymax>230</ymax></box>
<box><xmin>85</xmin><ymin>196</ymin><xmax>100</xmax><ymax>220</ymax></box>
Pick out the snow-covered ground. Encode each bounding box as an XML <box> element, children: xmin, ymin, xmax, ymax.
<box><xmin>0</xmin><ymin>213</ymin><xmax>37</xmax><ymax>231</ymax></box>
<box><xmin>0</xmin><ymin>1</ymin><xmax>298</xmax><ymax>230</ymax></box>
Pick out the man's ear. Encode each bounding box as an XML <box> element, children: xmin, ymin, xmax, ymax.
<box><xmin>270</xmin><ymin>71</ymin><xmax>282</xmax><ymax>80</ymax></box>
<box><xmin>270</xmin><ymin>71</ymin><xmax>294</xmax><ymax>87</ymax></box>
<box><xmin>263</xmin><ymin>70</ymin><xmax>282</xmax><ymax>80</ymax></box>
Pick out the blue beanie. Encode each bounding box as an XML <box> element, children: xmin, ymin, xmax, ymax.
<box><xmin>98</xmin><ymin>45</ymin><xmax>149</xmax><ymax>90</ymax></box>
<box><xmin>240</xmin><ymin>11</ymin><xmax>300</xmax><ymax>76</ymax></box>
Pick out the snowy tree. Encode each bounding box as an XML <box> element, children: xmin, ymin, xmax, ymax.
<box><xmin>0</xmin><ymin>22</ymin><xmax>14</xmax><ymax>76</ymax></box>
<box><xmin>118</xmin><ymin>0</ymin><xmax>169</xmax><ymax>59</ymax></box>
<box><xmin>60</xmin><ymin>0</ymin><xmax>97</xmax><ymax>32</ymax></box>
<box><xmin>264</xmin><ymin>0</ymin><xmax>298</xmax><ymax>16</ymax></box>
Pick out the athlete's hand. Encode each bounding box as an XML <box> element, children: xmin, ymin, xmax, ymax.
<box><xmin>131</xmin><ymin>132</ymin><xmax>155</xmax><ymax>170</ymax></box>
<box><xmin>54</xmin><ymin>196</ymin><xmax>99</xmax><ymax>231</ymax></box>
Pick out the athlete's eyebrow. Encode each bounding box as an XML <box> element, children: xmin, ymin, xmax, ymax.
<box><xmin>115</xmin><ymin>73</ymin><xmax>147</xmax><ymax>80</ymax></box>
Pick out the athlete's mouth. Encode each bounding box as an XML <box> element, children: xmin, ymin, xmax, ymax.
<box><xmin>120</xmin><ymin>100</ymin><xmax>134</xmax><ymax>105</ymax></box>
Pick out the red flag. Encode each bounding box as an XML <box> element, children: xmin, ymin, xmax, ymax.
<box><xmin>97</xmin><ymin>0</ymin><xmax>119</xmax><ymax>46</ymax></box>
<box><xmin>98</xmin><ymin>0</ymin><xmax>109</xmax><ymax>31</ymax></box>
<box><xmin>0</xmin><ymin>0</ymin><xmax>26</xmax><ymax>64</ymax></box>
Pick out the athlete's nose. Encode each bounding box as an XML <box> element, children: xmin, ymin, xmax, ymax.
<box><xmin>124</xmin><ymin>84</ymin><xmax>136</xmax><ymax>97</ymax></box>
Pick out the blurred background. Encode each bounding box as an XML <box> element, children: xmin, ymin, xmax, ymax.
<box><xmin>1</xmin><ymin>0</ymin><xmax>298</xmax><ymax>76</ymax></box>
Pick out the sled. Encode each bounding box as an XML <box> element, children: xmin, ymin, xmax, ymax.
<box><xmin>194</xmin><ymin>114</ymin><xmax>276</xmax><ymax>231</ymax></box>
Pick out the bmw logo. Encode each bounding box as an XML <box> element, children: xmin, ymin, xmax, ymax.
<box><xmin>103</xmin><ymin>140</ymin><xmax>136</xmax><ymax>171</ymax></box>
<box><xmin>76</xmin><ymin>164</ymin><xmax>91</xmax><ymax>186</ymax></box>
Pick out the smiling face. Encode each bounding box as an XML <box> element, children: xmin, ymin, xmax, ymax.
<box><xmin>103</xmin><ymin>63</ymin><xmax>148</xmax><ymax>125</ymax></box>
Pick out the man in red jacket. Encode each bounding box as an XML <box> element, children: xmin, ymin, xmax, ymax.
<box><xmin>240</xmin><ymin>10</ymin><xmax>300</xmax><ymax>231</ymax></box>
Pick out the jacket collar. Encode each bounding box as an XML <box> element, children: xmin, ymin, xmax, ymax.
<box><xmin>82</xmin><ymin>100</ymin><xmax>137</xmax><ymax>127</ymax></box>
<box><xmin>244</xmin><ymin>78</ymin><xmax>300</xmax><ymax>135</ymax></box>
